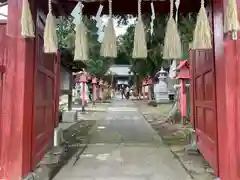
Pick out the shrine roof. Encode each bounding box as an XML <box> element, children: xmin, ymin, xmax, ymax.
<box><xmin>1</xmin><ymin>0</ymin><xmax>201</xmax><ymax>16</ymax></box>
<box><xmin>177</xmin><ymin>60</ymin><xmax>189</xmax><ymax>69</ymax></box>
<box><xmin>56</xmin><ymin>0</ymin><xmax>200</xmax><ymax>16</ymax></box>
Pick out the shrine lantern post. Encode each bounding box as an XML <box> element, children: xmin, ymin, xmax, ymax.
<box><xmin>176</xmin><ymin>60</ymin><xmax>190</xmax><ymax>124</ymax></box>
<box><xmin>92</xmin><ymin>77</ymin><xmax>97</xmax><ymax>105</ymax></box>
<box><xmin>99</xmin><ymin>79</ymin><xmax>103</xmax><ymax>102</ymax></box>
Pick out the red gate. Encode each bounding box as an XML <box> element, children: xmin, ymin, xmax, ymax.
<box><xmin>190</xmin><ymin>4</ymin><xmax>219</xmax><ymax>174</ymax></box>
<box><xmin>190</xmin><ymin>49</ymin><xmax>218</xmax><ymax>173</ymax></box>
<box><xmin>31</xmin><ymin>14</ymin><xmax>58</xmax><ymax>167</ymax></box>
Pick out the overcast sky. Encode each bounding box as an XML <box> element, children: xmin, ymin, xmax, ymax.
<box><xmin>0</xmin><ymin>4</ymin><xmax>7</xmax><ymax>20</ymax></box>
<box><xmin>101</xmin><ymin>15</ymin><xmax>135</xmax><ymax>36</ymax></box>
<box><xmin>0</xmin><ymin>5</ymin><xmax>135</xmax><ymax>36</ymax></box>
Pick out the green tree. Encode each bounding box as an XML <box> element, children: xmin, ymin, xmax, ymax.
<box><xmin>117</xmin><ymin>14</ymin><xmax>196</xmax><ymax>79</ymax></box>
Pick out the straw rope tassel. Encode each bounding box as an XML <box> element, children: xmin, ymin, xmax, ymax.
<box><xmin>132</xmin><ymin>0</ymin><xmax>147</xmax><ymax>59</ymax></box>
<box><xmin>21</xmin><ymin>0</ymin><xmax>35</xmax><ymax>37</ymax></box>
<box><xmin>74</xmin><ymin>2</ymin><xmax>88</xmax><ymax>61</ymax></box>
<box><xmin>192</xmin><ymin>0</ymin><xmax>212</xmax><ymax>49</ymax></box>
<box><xmin>224</xmin><ymin>0</ymin><xmax>240</xmax><ymax>33</ymax></box>
<box><xmin>169</xmin><ymin>0</ymin><xmax>180</xmax><ymax>79</ymax></box>
<box><xmin>44</xmin><ymin>0</ymin><xmax>58</xmax><ymax>53</ymax></box>
<box><xmin>100</xmin><ymin>0</ymin><xmax>117</xmax><ymax>58</ymax></box>
<box><xmin>163</xmin><ymin>0</ymin><xmax>182</xmax><ymax>59</ymax></box>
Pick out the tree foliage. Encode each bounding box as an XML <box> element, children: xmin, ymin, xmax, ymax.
<box><xmin>117</xmin><ymin>14</ymin><xmax>196</xmax><ymax>81</ymax></box>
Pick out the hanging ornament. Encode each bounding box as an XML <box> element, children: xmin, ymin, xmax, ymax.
<box><xmin>163</xmin><ymin>0</ymin><xmax>182</xmax><ymax>59</ymax></box>
<box><xmin>192</xmin><ymin>0</ymin><xmax>212</xmax><ymax>49</ymax></box>
<box><xmin>44</xmin><ymin>0</ymin><xmax>58</xmax><ymax>53</ymax></box>
<box><xmin>96</xmin><ymin>4</ymin><xmax>104</xmax><ymax>43</ymax></box>
<box><xmin>74</xmin><ymin>1</ymin><xmax>88</xmax><ymax>61</ymax></box>
<box><xmin>169</xmin><ymin>0</ymin><xmax>180</xmax><ymax>79</ymax></box>
<box><xmin>21</xmin><ymin>0</ymin><xmax>35</xmax><ymax>38</ymax></box>
<box><xmin>100</xmin><ymin>0</ymin><xmax>117</xmax><ymax>58</ymax></box>
<box><xmin>132</xmin><ymin>0</ymin><xmax>147</xmax><ymax>59</ymax></box>
<box><xmin>175</xmin><ymin>0</ymin><xmax>180</xmax><ymax>23</ymax></box>
<box><xmin>150</xmin><ymin>2</ymin><xmax>155</xmax><ymax>35</ymax></box>
<box><xmin>169</xmin><ymin>60</ymin><xmax>177</xmax><ymax>79</ymax></box>
<box><xmin>224</xmin><ymin>0</ymin><xmax>240</xmax><ymax>40</ymax></box>
<box><xmin>71</xmin><ymin>2</ymin><xmax>84</xmax><ymax>25</ymax></box>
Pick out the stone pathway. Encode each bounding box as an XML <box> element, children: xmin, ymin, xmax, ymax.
<box><xmin>53</xmin><ymin>99</ymin><xmax>193</xmax><ymax>180</ymax></box>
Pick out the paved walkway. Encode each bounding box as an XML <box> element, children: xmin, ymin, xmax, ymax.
<box><xmin>53</xmin><ymin>99</ymin><xmax>192</xmax><ymax>180</ymax></box>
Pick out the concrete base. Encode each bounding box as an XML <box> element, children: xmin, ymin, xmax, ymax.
<box><xmin>54</xmin><ymin>127</ymin><xmax>63</xmax><ymax>147</ymax></box>
<box><xmin>156</xmin><ymin>97</ymin><xmax>169</xmax><ymax>103</ymax></box>
<box><xmin>23</xmin><ymin>147</ymin><xmax>65</xmax><ymax>180</ymax></box>
<box><xmin>62</xmin><ymin>110</ymin><xmax>77</xmax><ymax>122</ymax></box>
<box><xmin>155</xmin><ymin>92</ymin><xmax>169</xmax><ymax>103</ymax></box>
<box><xmin>185</xmin><ymin>130</ymin><xmax>199</xmax><ymax>155</ymax></box>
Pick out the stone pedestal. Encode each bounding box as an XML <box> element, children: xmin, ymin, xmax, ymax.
<box><xmin>154</xmin><ymin>67</ymin><xmax>169</xmax><ymax>103</ymax></box>
<box><xmin>62</xmin><ymin>111</ymin><xmax>77</xmax><ymax>122</ymax></box>
<box><xmin>155</xmin><ymin>91</ymin><xmax>169</xmax><ymax>103</ymax></box>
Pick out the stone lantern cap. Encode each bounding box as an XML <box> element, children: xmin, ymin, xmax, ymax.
<box><xmin>159</xmin><ymin>67</ymin><xmax>167</xmax><ymax>74</ymax></box>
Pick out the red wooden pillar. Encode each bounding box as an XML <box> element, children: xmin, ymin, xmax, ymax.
<box><xmin>0</xmin><ymin>0</ymin><xmax>36</xmax><ymax>178</ymax></box>
<box><xmin>212</xmin><ymin>0</ymin><xmax>231</xmax><ymax>179</ymax></box>
<box><xmin>79</xmin><ymin>70</ymin><xmax>88</xmax><ymax>111</ymax></box>
<box><xmin>54</xmin><ymin>51</ymin><xmax>61</xmax><ymax>127</ymax></box>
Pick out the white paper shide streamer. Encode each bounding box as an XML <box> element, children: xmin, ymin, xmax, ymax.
<box><xmin>96</xmin><ymin>5</ymin><xmax>104</xmax><ymax>43</ymax></box>
<box><xmin>169</xmin><ymin>60</ymin><xmax>177</xmax><ymax>79</ymax></box>
<box><xmin>175</xmin><ymin>0</ymin><xmax>180</xmax><ymax>22</ymax></box>
<box><xmin>150</xmin><ymin>2</ymin><xmax>155</xmax><ymax>35</ymax></box>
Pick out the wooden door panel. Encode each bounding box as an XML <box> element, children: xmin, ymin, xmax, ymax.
<box><xmin>32</xmin><ymin>32</ymin><xmax>55</xmax><ymax>167</ymax></box>
<box><xmin>192</xmin><ymin>49</ymin><xmax>218</xmax><ymax>173</ymax></box>
<box><xmin>203</xmin><ymin>71</ymin><xmax>214</xmax><ymax>101</ymax></box>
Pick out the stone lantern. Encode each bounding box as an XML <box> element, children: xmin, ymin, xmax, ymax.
<box><xmin>154</xmin><ymin>67</ymin><xmax>169</xmax><ymax>103</ymax></box>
